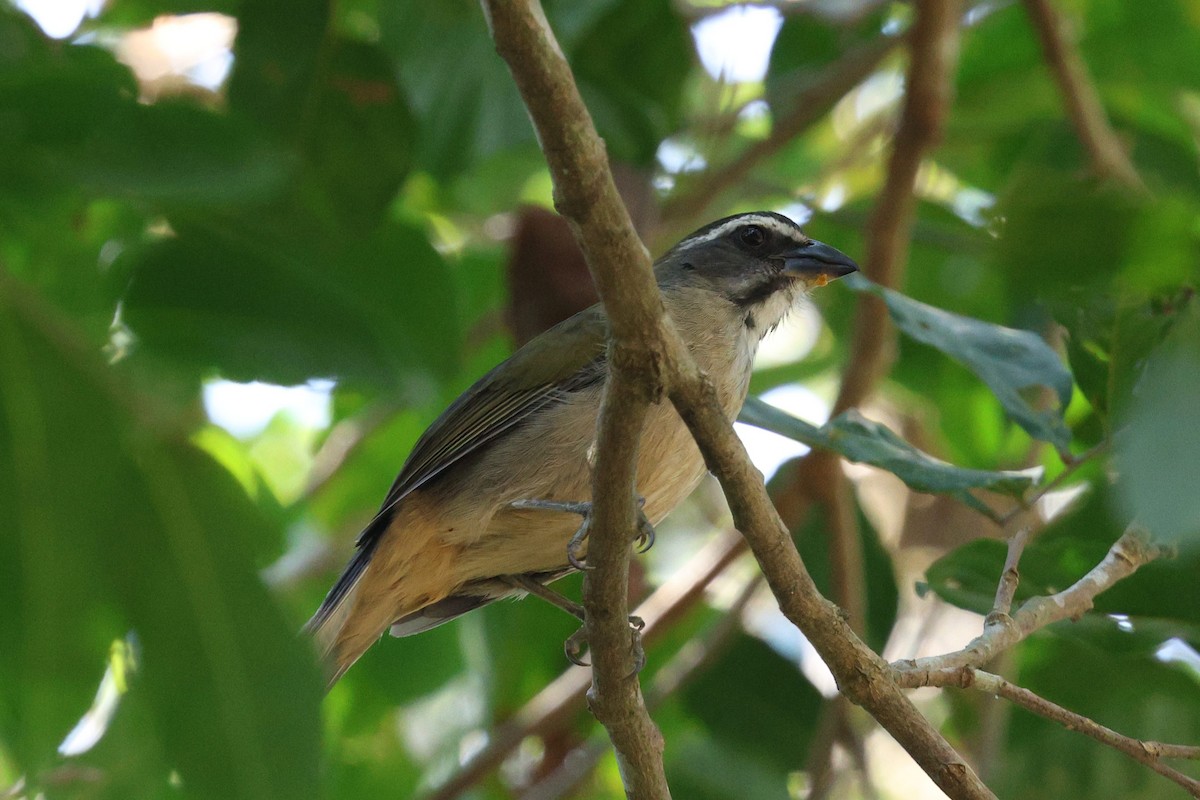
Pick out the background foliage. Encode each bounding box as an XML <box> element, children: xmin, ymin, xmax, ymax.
<box><xmin>2</xmin><ymin>0</ymin><xmax>1198</xmax><ymax>798</ymax></box>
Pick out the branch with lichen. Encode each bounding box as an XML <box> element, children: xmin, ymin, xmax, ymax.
<box><xmin>893</xmin><ymin>525</ymin><xmax>1171</xmax><ymax>681</ymax></box>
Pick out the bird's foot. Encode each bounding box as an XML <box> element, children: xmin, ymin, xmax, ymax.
<box><xmin>509</xmin><ymin>497</ymin><xmax>656</xmax><ymax>570</ymax></box>
<box><xmin>564</xmin><ymin>615</ymin><xmax>646</xmax><ymax>674</ymax></box>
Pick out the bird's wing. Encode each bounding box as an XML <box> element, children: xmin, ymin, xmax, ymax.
<box><xmin>307</xmin><ymin>305</ymin><xmax>608</xmax><ymax>635</ymax></box>
<box><xmin>370</xmin><ymin>303</ymin><xmax>609</xmax><ymax>527</ymax></box>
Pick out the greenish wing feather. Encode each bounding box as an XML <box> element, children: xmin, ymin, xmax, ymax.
<box><xmin>310</xmin><ymin>305</ymin><xmax>609</xmax><ymax>634</ymax></box>
<box><xmin>367</xmin><ymin>304</ymin><xmax>609</xmax><ymax>531</ymax></box>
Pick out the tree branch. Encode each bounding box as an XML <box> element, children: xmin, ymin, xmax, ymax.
<box><xmin>483</xmin><ymin>1</ymin><xmax>994</xmax><ymax>797</ymax></box>
<box><xmin>424</xmin><ymin>531</ymin><xmax>746</xmax><ymax>800</ymax></box>
<box><xmin>834</xmin><ymin>0</ymin><xmax>963</xmax><ymax>414</ymax></box>
<box><xmin>1021</xmin><ymin>0</ymin><xmax>1147</xmax><ymax>192</ymax></box>
<box><xmin>482</xmin><ymin>2</ymin><xmax>672</xmax><ymax>795</ymax></box>
<box><xmin>661</xmin><ymin>33</ymin><xmax>901</xmax><ymax>225</ymax></box>
<box><xmin>894</xmin><ymin>525</ymin><xmax>1170</xmax><ymax>681</ymax></box>
<box><xmin>907</xmin><ymin>668</ymin><xmax>1200</xmax><ymax>797</ymax></box>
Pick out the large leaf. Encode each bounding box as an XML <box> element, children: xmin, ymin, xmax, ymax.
<box><xmin>119</xmin><ymin>220</ymin><xmax>459</xmax><ymax>388</ymax></box>
<box><xmin>0</xmin><ymin>279</ymin><xmax>323</xmax><ymax>798</ymax></box>
<box><xmin>740</xmin><ymin>397</ymin><xmax>1034</xmax><ymax>515</ymax></box>
<box><xmin>1115</xmin><ymin>301</ymin><xmax>1200</xmax><ymax>545</ymax></box>
<box><xmin>847</xmin><ymin>274</ymin><xmax>1074</xmax><ymax>451</ymax></box>
<box><xmin>678</xmin><ymin>634</ymin><xmax>822</xmax><ymax>782</ymax></box>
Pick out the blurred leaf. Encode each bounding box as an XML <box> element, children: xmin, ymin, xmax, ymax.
<box><xmin>742</xmin><ymin>398</ymin><xmax>1034</xmax><ymax>514</ymax></box>
<box><xmin>995</xmin><ymin>636</ymin><xmax>1200</xmax><ymax>800</ymax></box>
<box><xmin>766</xmin><ymin>7</ymin><xmax>889</xmax><ymax>112</ymax></box>
<box><xmin>72</xmin><ymin>101</ymin><xmax>290</xmax><ymax>205</ymax></box>
<box><xmin>375</xmin><ymin>0</ymin><xmax>538</xmax><ymax>177</ymax></box>
<box><xmin>0</xmin><ymin>279</ymin><xmax>323</xmax><ymax>798</ymax></box>
<box><xmin>786</xmin><ymin>488</ymin><xmax>899</xmax><ymax>652</ymax></box>
<box><xmin>303</xmin><ymin>40</ymin><xmax>416</xmax><ymax>229</ymax></box>
<box><xmin>571</xmin><ymin>0</ymin><xmax>691</xmax><ymax>165</ymax></box>
<box><xmin>1116</xmin><ymin>301</ymin><xmax>1200</xmax><ymax>545</ymax></box>
<box><xmin>120</xmin><ymin>219</ymin><xmax>459</xmax><ymax>388</ymax></box>
<box><xmin>848</xmin><ymin>273</ymin><xmax>1074</xmax><ymax>451</ymax></box>
<box><xmin>227</xmin><ymin>0</ymin><xmax>329</xmax><ymax>138</ymax></box>
<box><xmin>679</xmin><ymin>634</ymin><xmax>822</xmax><ymax>780</ymax></box>
<box><xmin>665</xmin><ymin>728</ymin><xmax>792</xmax><ymax>800</ymax></box>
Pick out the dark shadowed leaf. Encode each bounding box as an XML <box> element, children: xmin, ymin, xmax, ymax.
<box><xmin>120</xmin><ymin>220</ymin><xmax>459</xmax><ymax>388</ymax></box>
<box><xmin>679</xmin><ymin>633</ymin><xmax>822</xmax><ymax>780</ymax></box>
<box><xmin>847</xmin><ymin>274</ymin><xmax>1074</xmax><ymax>451</ymax></box>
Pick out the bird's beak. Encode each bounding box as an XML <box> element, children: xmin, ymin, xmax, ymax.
<box><xmin>777</xmin><ymin>240</ymin><xmax>859</xmax><ymax>285</ymax></box>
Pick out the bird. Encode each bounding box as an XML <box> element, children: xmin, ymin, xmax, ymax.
<box><xmin>307</xmin><ymin>211</ymin><xmax>858</xmax><ymax>684</ymax></box>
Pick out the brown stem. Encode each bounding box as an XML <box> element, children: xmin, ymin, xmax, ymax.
<box><xmin>990</xmin><ymin>525</ymin><xmax>1030</xmax><ymax>618</ymax></box>
<box><xmin>834</xmin><ymin>0</ymin><xmax>962</xmax><ymax>415</ymax></box>
<box><xmin>482</xmin><ymin>2</ymin><xmax>672</xmax><ymax>795</ymax></box>
<box><xmin>483</xmin><ymin>0</ymin><xmax>994</xmax><ymax>797</ymax></box>
<box><xmin>894</xmin><ymin>525</ymin><xmax>1169</xmax><ymax>681</ymax></box>
<box><xmin>914</xmin><ymin>669</ymin><xmax>1200</xmax><ymax>797</ymax></box>
<box><xmin>1021</xmin><ymin>0</ymin><xmax>1147</xmax><ymax>192</ymax></box>
<box><xmin>661</xmin><ymin>34</ymin><xmax>901</xmax><ymax>225</ymax></box>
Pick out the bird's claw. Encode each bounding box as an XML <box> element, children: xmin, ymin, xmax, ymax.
<box><xmin>510</xmin><ymin>496</ymin><xmax>658</xmax><ymax>569</ymax></box>
<box><xmin>565</xmin><ymin>628</ymin><xmax>590</xmax><ymax>667</ymax></box>
<box><xmin>563</xmin><ymin>615</ymin><xmax>646</xmax><ymax>674</ymax></box>
<box><xmin>568</xmin><ymin>520</ymin><xmax>592</xmax><ymax>571</ymax></box>
<box><xmin>633</xmin><ymin>504</ymin><xmax>655</xmax><ymax>554</ymax></box>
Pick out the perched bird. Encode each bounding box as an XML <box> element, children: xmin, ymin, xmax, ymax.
<box><xmin>308</xmin><ymin>211</ymin><xmax>857</xmax><ymax>684</ymax></box>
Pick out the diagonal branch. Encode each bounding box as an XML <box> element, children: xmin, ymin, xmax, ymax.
<box><xmin>908</xmin><ymin>668</ymin><xmax>1200</xmax><ymax>797</ymax></box>
<box><xmin>661</xmin><ymin>33</ymin><xmax>901</xmax><ymax>225</ymax></box>
<box><xmin>893</xmin><ymin>525</ymin><xmax>1170</xmax><ymax>682</ymax></box>
<box><xmin>482</xmin><ymin>0</ymin><xmax>994</xmax><ymax>797</ymax></box>
<box><xmin>1021</xmin><ymin>0</ymin><xmax>1146</xmax><ymax>192</ymax></box>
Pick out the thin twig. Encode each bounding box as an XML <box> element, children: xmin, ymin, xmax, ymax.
<box><xmin>894</xmin><ymin>525</ymin><xmax>1170</xmax><ymax>681</ymax></box>
<box><xmin>661</xmin><ymin>34</ymin><xmax>901</xmax><ymax>225</ymax></box>
<box><xmin>910</xmin><ymin>668</ymin><xmax>1200</xmax><ymax>797</ymax></box>
<box><xmin>997</xmin><ymin>439</ymin><xmax>1109</xmax><ymax>527</ymax></box>
<box><xmin>990</xmin><ymin>525</ymin><xmax>1030</xmax><ymax>618</ymax></box>
<box><xmin>1021</xmin><ymin>0</ymin><xmax>1147</xmax><ymax>193</ymax></box>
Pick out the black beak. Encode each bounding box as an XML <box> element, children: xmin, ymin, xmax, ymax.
<box><xmin>778</xmin><ymin>239</ymin><xmax>858</xmax><ymax>280</ymax></box>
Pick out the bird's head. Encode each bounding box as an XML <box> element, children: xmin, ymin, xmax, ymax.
<box><xmin>656</xmin><ymin>211</ymin><xmax>858</xmax><ymax>334</ymax></box>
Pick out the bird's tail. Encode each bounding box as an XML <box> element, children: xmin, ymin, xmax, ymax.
<box><xmin>304</xmin><ymin>548</ymin><xmax>378</xmax><ymax>687</ymax></box>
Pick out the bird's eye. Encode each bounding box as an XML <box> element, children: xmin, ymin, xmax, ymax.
<box><xmin>738</xmin><ymin>225</ymin><xmax>767</xmax><ymax>248</ymax></box>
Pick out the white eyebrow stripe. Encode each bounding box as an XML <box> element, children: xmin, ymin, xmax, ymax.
<box><xmin>673</xmin><ymin>213</ymin><xmax>805</xmax><ymax>252</ymax></box>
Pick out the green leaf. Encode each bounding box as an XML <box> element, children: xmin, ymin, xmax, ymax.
<box><xmin>571</xmin><ymin>0</ymin><xmax>691</xmax><ymax>166</ymax></box>
<box><xmin>740</xmin><ymin>397</ymin><xmax>1035</xmax><ymax>514</ymax></box>
<box><xmin>679</xmin><ymin>634</ymin><xmax>822</xmax><ymax>779</ymax></box>
<box><xmin>847</xmin><ymin>274</ymin><xmax>1074</xmax><ymax>451</ymax></box>
<box><xmin>926</xmin><ymin>483</ymin><xmax>1200</xmax><ymax>645</ymax></box>
<box><xmin>120</xmin><ymin>219</ymin><xmax>460</xmax><ymax>388</ymax></box>
<box><xmin>71</xmin><ymin>101</ymin><xmax>290</xmax><ymax>206</ymax></box>
<box><xmin>1116</xmin><ymin>301</ymin><xmax>1200</xmax><ymax>545</ymax></box>
<box><xmin>0</xmin><ymin>279</ymin><xmax>323</xmax><ymax>798</ymax></box>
